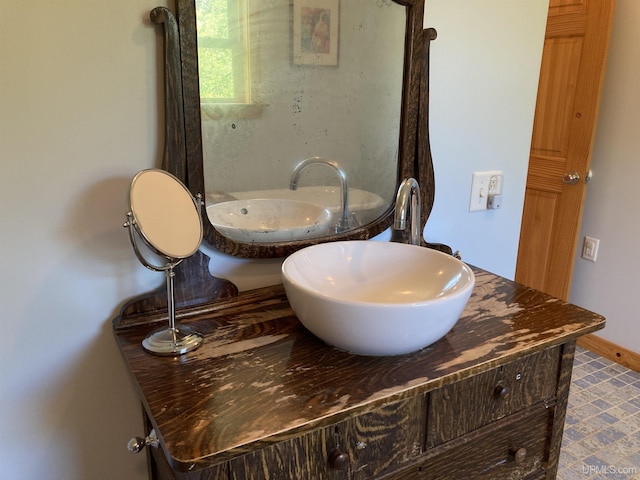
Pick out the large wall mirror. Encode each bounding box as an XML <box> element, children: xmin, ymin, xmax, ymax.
<box><xmin>171</xmin><ymin>0</ymin><xmax>433</xmax><ymax>258</ymax></box>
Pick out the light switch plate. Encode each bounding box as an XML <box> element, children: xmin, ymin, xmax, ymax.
<box><xmin>469</xmin><ymin>171</ymin><xmax>502</xmax><ymax>212</ymax></box>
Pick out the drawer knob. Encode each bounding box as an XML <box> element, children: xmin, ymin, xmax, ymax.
<box><xmin>494</xmin><ymin>385</ymin><xmax>510</xmax><ymax>399</ymax></box>
<box><xmin>509</xmin><ymin>447</ymin><xmax>527</xmax><ymax>464</ymax></box>
<box><xmin>328</xmin><ymin>450</ymin><xmax>350</xmax><ymax>470</ymax></box>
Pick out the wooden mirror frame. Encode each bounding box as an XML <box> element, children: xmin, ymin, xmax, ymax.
<box><xmin>116</xmin><ymin>1</ymin><xmax>449</xmax><ymax>324</ymax></box>
<box><xmin>156</xmin><ymin>0</ymin><xmax>446</xmax><ymax>258</ymax></box>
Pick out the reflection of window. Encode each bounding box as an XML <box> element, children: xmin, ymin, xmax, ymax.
<box><xmin>196</xmin><ymin>0</ymin><xmax>249</xmax><ymax>103</ymax></box>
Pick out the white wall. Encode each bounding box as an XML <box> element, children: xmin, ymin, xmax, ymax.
<box><xmin>570</xmin><ymin>0</ymin><xmax>640</xmax><ymax>353</ymax></box>
<box><xmin>1</xmin><ymin>1</ymin><xmax>168</xmax><ymax>479</ymax></box>
<box><xmin>0</xmin><ymin>1</ymin><xmax>549</xmax><ymax>479</ymax></box>
<box><xmin>424</xmin><ymin>0</ymin><xmax>549</xmax><ymax>279</ymax></box>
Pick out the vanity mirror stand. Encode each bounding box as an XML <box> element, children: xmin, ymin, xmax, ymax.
<box><xmin>113</xmin><ymin>2</ymin><xmax>606</xmax><ymax>479</ymax></box>
<box><xmin>124</xmin><ymin>168</ymin><xmax>206</xmax><ymax>355</ymax></box>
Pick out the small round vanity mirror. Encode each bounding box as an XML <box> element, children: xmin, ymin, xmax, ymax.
<box><xmin>125</xmin><ymin>169</ymin><xmax>204</xmax><ymax>355</ymax></box>
<box><xmin>129</xmin><ymin>169</ymin><xmax>203</xmax><ymax>259</ymax></box>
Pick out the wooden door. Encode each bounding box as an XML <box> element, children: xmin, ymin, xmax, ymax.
<box><xmin>515</xmin><ymin>0</ymin><xmax>614</xmax><ymax>301</ymax></box>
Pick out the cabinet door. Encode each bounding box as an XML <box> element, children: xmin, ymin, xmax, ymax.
<box><xmin>229</xmin><ymin>427</ymin><xmax>345</xmax><ymax>480</ymax></box>
<box><xmin>148</xmin><ymin>443</ymin><xmax>228</xmax><ymax>480</ymax></box>
<box><xmin>344</xmin><ymin>396</ymin><xmax>425</xmax><ymax>480</ymax></box>
<box><xmin>229</xmin><ymin>396</ymin><xmax>424</xmax><ymax>480</ymax></box>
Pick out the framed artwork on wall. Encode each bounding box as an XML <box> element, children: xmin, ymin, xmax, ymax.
<box><xmin>293</xmin><ymin>0</ymin><xmax>340</xmax><ymax>66</ymax></box>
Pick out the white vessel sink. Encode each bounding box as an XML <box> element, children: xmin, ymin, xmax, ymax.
<box><xmin>207</xmin><ymin>199</ymin><xmax>331</xmax><ymax>243</ymax></box>
<box><xmin>282</xmin><ymin>241</ymin><xmax>475</xmax><ymax>356</ymax></box>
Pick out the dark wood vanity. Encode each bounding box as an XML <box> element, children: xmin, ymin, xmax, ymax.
<box><xmin>117</xmin><ymin>2</ymin><xmax>604</xmax><ymax>477</ymax></box>
<box><xmin>113</xmin><ymin>266</ymin><xmax>604</xmax><ymax>479</ymax></box>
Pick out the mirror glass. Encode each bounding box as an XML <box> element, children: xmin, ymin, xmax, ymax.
<box><xmin>129</xmin><ymin>169</ymin><xmax>203</xmax><ymax>259</ymax></box>
<box><xmin>196</xmin><ymin>0</ymin><xmax>407</xmax><ymax>243</ymax></box>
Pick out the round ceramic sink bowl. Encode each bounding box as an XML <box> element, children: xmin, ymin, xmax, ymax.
<box><xmin>206</xmin><ymin>199</ymin><xmax>331</xmax><ymax>243</ymax></box>
<box><xmin>282</xmin><ymin>241</ymin><xmax>475</xmax><ymax>356</ymax></box>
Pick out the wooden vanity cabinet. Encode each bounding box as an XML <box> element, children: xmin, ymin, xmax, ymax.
<box><xmin>113</xmin><ymin>268</ymin><xmax>604</xmax><ymax>480</ymax></box>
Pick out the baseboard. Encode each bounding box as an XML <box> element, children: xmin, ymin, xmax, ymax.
<box><xmin>577</xmin><ymin>334</ymin><xmax>640</xmax><ymax>373</ymax></box>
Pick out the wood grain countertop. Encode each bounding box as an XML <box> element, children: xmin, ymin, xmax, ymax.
<box><xmin>113</xmin><ymin>266</ymin><xmax>604</xmax><ymax>473</ymax></box>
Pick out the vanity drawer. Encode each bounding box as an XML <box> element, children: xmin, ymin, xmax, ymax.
<box><xmin>427</xmin><ymin>346</ymin><xmax>560</xmax><ymax>447</ymax></box>
<box><xmin>229</xmin><ymin>428</ymin><xmax>345</xmax><ymax>480</ymax></box>
<box><xmin>229</xmin><ymin>396</ymin><xmax>424</xmax><ymax>480</ymax></box>
<box><xmin>393</xmin><ymin>406</ymin><xmax>551</xmax><ymax>480</ymax></box>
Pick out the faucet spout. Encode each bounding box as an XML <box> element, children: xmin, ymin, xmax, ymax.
<box><xmin>394</xmin><ymin>178</ymin><xmax>421</xmax><ymax>246</ymax></box>
<box><xmin>290</xmin><ymin>157</ymin><xmax>350</xmax><ymax>232</ymax></box>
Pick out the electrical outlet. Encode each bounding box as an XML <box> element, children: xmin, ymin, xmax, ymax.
<box><xmin>469</xmin><ymin>171</ymin><xmax>503</xmax><ymax>212</ymax></box>
<box><xmin>582</xmin><ymin>236</ymin><xmax>600</xmax><ymax>262</ymax></box>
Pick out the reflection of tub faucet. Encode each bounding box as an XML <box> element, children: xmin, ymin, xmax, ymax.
<box><xmin>290</xmin><ymin>157</ymin><xmax>350</xmax><ymax>233</ymax></box>
<box><xmin>394</xmin><ymin>178</ymin><xmax>421</xmax><ymax>246</ymax></box>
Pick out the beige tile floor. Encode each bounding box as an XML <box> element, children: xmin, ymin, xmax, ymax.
<box><xmin>557</xmin><ymin>347</ymin><xmax>640</xmax><ymax>479</ymax></box>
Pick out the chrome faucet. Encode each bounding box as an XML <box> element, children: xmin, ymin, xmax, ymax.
<box><xmin>394</xmin><ymin>178</ymin><xmax>421</xmax><ymax>246</ymax></box>
<box><xmin>290</xmin><ymin>157</ymin><xmax>350</xmax><ymax>232</ymax></box>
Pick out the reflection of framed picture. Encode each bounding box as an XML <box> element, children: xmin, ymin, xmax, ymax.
<box><xmin>293</xmin><ymin>0</ymin><xmax>339</xmax><ymax>66</ymax></box>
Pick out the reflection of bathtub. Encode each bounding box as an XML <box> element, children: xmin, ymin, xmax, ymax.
<box><xmin>229</xmin><ymin>186</ymin><xmax>386</xmax><ymax>214</ymax></box>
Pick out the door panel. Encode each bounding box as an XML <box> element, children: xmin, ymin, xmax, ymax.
<box><xmin>531</xmin><ymin>37</ymin><xmax>582</xmax><ymax>159</ymax></box>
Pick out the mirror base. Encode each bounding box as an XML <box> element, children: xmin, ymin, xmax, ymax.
<box><xmin>142</xmin><ymin>325</ymin><xmax>203</xmax><ymax>356</ymax></box>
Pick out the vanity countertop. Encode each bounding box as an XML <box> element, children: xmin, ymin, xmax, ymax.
<box><xmin>113</xmin><ymin>266</ymin><xmax>604</xmax><ymax>473</ymax></box>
